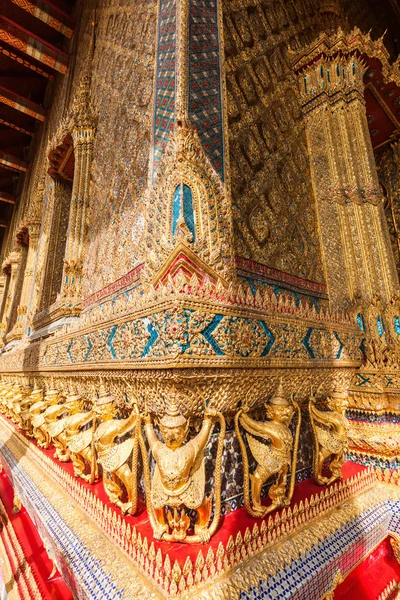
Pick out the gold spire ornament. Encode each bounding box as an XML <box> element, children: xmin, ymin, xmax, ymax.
<box><xmin>235</xmin><ymin>380</ymin><xmax>301</xmax><ymax>518</ymax></box>
<box><xmin>309</xmin><ymin>388</ymin><xmax>350</xmax><ymax>485</ymax></box>
<box><xmin>141</xmin><ymin>393</ymin><xmax>225</xmax><ymax>543</ymax></box>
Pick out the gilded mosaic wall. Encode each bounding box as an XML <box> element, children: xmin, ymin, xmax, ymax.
<box><xmin>376</xmin><ymin>144</ymin><xmax>400</xmax><ymax>275</ymax></box>
<box><xmin>81</xmin><ymin>0</ymin><xmax>157</xmax><ymax>298</ymax></box>
<box><xmin>222</xmin><ymin>0</ymin><xmax>325</xmax><ymax>283</ymax></box>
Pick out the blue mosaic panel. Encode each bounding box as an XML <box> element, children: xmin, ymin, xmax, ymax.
<box><xmin>38</xmin><ymin>307</ymin><xmax>363</xmax><ymax>367</ymax></box>
<box><xmin>395</xmin><ymin>316</ymin><xmax>400</xmax><ymax>334</ymax></box>
<box><xmin>188</xmin><ymin>0</ymin><xmax>225</xmax><ymax>178</ymax></box>
<box><xmin>153</xmin><ymin>0</ymin><xmax>176</xmax><ymax>175</ymax></box>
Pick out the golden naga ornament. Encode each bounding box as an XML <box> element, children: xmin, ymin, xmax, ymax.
<box><xmin>309</xmin><ymin>388</ymin><xmax>350</xmax><ymax>485</ymax></box>
<box><xmin>141</xmin><ymin>395</ymin><xmax>225</xmax><ymax>543</ymax></box>
<box><xmin>31</xmin><ymin>382</ymin><xmax>64</xmax><ymax>448</ymax></box>
<box><xmin>235</xmin><ymin>380</ymin><xmax>301</xmax><ymax>518</ymax></box>
<box><xmin>93</xmin><ymin>385</ymin><xmax>140</xmax><ymax>516</ymax></box>
<box><xmin>65</xmin><ymin>395</ymin><xmax>97</xmax><ymax>483</ymax></box>
<box><xmin>47</xmin><ymin>390</ymin><xmax>84</xmax><ymax>462</ymax></box>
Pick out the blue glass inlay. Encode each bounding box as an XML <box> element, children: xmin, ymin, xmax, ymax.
<box><xmin>141</xmin><ymin>319</ymin><xmax>159</xmax><ymax>358</ymax></box>
<box><xmin>377</xmin><ymin>316</ymin><xmax>384</xmax><ymax>337</ymax></box>
<box><xmin>201</xmin><ymin>314</ymin><xmax>224</xmax><ymax>355</ymax></box>
<box><xmin>334</xmin><ymin>332</ymin><xmax>344</xmax><ymax>359</ymax></box>
<box><xmin>395</xmin><ymin>316</ymin><xmax>400</xmax><ymax>334</ymax></box>
<box><xmin>84</xmin><ymin>335</ymin><xmax>93</xmax><ymax>362</ymax></box>
<box><xmin>172</xmin><ymin>184</ymin><xmax>196</xmax><ymax>240</ymax></box>
<box><xmin>302</xmin><ymin>328</ymin><xmax>315</xmax><ymax>358</ymax></box>
<box><xmin>107</xmin><ymin>325</ymin><xmax>118</xmax><ymax>359</ymax></box>
<box><xmin>260</xmin><ymin>321</ymin><xmax>275</xmax><ymax>357</ymax></box>
<box><xmin>357</xmin><ymin>313</ymin><xmax>365</xmax><ymax>331</ymax></box>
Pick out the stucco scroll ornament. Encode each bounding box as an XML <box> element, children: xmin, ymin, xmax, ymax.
<box><xmin>141</xmin><ymin>393</ymin><xmax>225</xmax><ymax>543</ymax></box>
<box><xmin>309</xmin><ymin>388</ymin><xmax>350</xmax><ymax>485</ymax></box>
<box><xmin>235</xmin><ymin>380</ymin><xmax>301</xmax><ymax>518</ymax></box>
<box><xmin>93</xmin><ymin>384</ymin><xmax>140</xmax><ymax>515</ymax></box>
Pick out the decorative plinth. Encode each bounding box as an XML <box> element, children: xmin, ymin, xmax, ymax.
<box><xmin>0</xmin><ymin>415</ymin><xmax>399</xmax><ymax>599</ymax></box>
<box><xmin>0</xmin><ymin>468</ymin><xmax>72</xmax><ymax>600</ymax></box>
<box><xmin>332</xmin><ymin>536</ymin><xmax>400</xmax><ymax>599</ymax></box>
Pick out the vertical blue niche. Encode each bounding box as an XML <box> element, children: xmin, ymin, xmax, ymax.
<box><xmin>377</xmin><ymin>315</ymin><xmax>384</xmax><ymax>337</ymax></box>
<box><xmin>172</xmin><ymin>183</ymin><xmax>196</xmax><ymax>241</ymax></box>
<box><xmin>395</xmin><ymin>316</ymin><xmax>400</xmax><ymax>335</ymax></box>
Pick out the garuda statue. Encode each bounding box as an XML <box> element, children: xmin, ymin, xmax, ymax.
<box><xmin>10</xmin><ymin>382</ymin><xmax>32</xmax><ymax>425</ymax></box>
<box><xmin>3</xmin><ymin>381</ymin><xmax>24</xmax><ymax>419</ymax></box>
<box><xmin>47</xmin><ymin>390</ymin><xmax>84</xmax><ymax>462</ymax></box>
<box><xmin>0</xmin><ymin>381</ymin><xmax>13</xmax><ymax>413</ymax></box>
<box><xmin>142</xmin><ymin>396</ymin><xmax>225</xmax><ymax>543</ymax></box>
<box><xmin>93</xmin><ymin>385</ymin><xmax>140</xmax><ymax>515</ymax></box>
<box><xmin>66</xmin><ymin>394</ymin><xmax>97</xmax><ymax>483</ymax></box>
<box><xmin>309</xmin><ymin>388</ymin><xmax>350</xmax><ymax>485</ymax></box>
<box><xmin>31</xmin><ymin>382</ymin><xmax>64</xmax><ymax>448</ymax></box>
<box><xmin>20</xmin><ymin>383</ymin><xmax>44</xmax><ymax>436</ymax></box>
<box><xmin>235</xmin><ymin>380</ymin><xmax>301</xmax><ymax>517</ymax></box>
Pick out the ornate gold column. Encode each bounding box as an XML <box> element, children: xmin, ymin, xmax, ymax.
<box><xmin>293</xmin><ymin>31</ymin><xmax>399</xmax><ymax>307</ymax></box>
<box><xmin>0</xmin><ymin>276</ymin><xmax>8</xmax><ymax>324</ymax></box>
<box><xmin>9</xmin><ymin>221</ymin><xmax>41</xmax><ymax>341</ymax></box>
<box><xmin>0</xmin><ymin>249</ymin><xmax>21</xmax><ymax>341</ymax></box>
<box><xmin>58</xmin><ymin>74</ymin><xmax>95</xmax><ymax>315</ymax></box>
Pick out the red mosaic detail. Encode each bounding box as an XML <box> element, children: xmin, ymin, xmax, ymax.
<box><xmin>334</xmin><ymin>536</ymin><xmax>400</xmax><ymax>599</ymax></box>
<box><xmin>0</xmin><ymin>469</ymin><xmax>73</xmax><ymax>600</ymax></box>
<box><xmin>235</xmin><ymin>256</ymin><xmax>327</xmax><ymax>296</ymax></box>
<box><xmin>83</xmin><ymin>263</ymin><xmax>145</xmax><ymax>308</ymax></box>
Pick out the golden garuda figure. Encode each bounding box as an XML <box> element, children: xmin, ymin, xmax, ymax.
<box><xmin>46</xmin><ymin>389</ymin><xmax>84</xmax><ymax>462</ymax></box>
<box><xmin>31</xmin><ymin>381</ymin><xmax>64</xmax><ymax>448</ymax></box>
<box><xmin>142</xmin><ymin>395</ymin><xmax>225</xmax><ymax>543</ymax></box>
<box><xmin>309</xmin><ymin>388</ymin><xmax>350</xmax><ymax>485</ymax></box>
<box><xmin>0</xmin><ymin>380</ymin><xmax>13</xmax><ymax>412</ymax></box>
<box><xmin>3</xmin><ymin>381</ymin><xmax>23</xmax><ymax>418</ymax></box>
<box><xmin>10</xmin><ymin>382</ymin><xmax>32</xmax><ymax>425</ymax></box>
<box><xmin>235</xmin><ymin>380</ymin><xmax>301</xmax><ymax>518</ymax></box>
<box><xmin>93</xmin><ymin>385</ymin><xmax>140</xmax><ymax>515</ymax></box>
<box><xmin>20</xmin><ymin>383</ymin><xmax>44</xmax><ymax>436</ymax></box>
<box><xmin>65</xmin><ymin>394</ymin><xmax>97</xmax><ymax>483</ymax></box>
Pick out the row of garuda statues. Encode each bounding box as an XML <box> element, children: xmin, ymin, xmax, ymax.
<box><xmin>0</xmin><ymin>378</ymin><xmax>350</xmax><ymax>544</ymax></box>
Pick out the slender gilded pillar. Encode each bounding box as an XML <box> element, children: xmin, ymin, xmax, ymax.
<box><xmin>0</xmin><ymin>249</ymin><xmax>21</xmax><ymax>341</ymax></box>
<box><xmin>294</xmin><ymin>38</ymin><xmax>398</xmax><ymax>306</ymax></box>
<box><xmin>0</xmin><ymin>276</ymin><xmax>7</xmax><ymax>324</ymax></box>
<box><xmin>58</xmin><ymin>74</ymin><xmax>95</xmax><ymax>314</ymax></box>
<box><xmin>9</xmin><ymin>222</ymin><xmax>41</xmax><ymax>340</ymax></box>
